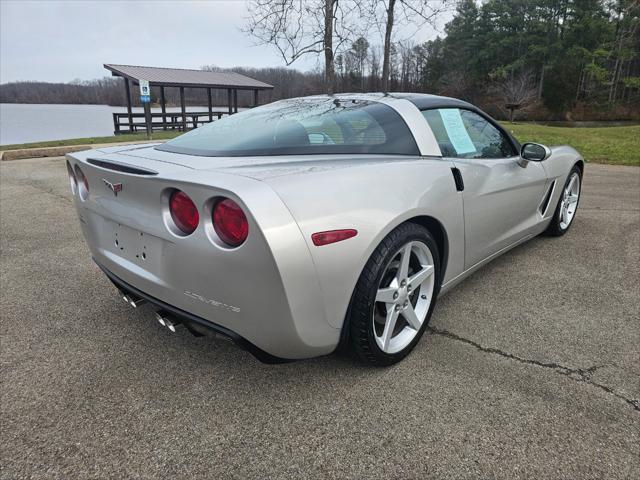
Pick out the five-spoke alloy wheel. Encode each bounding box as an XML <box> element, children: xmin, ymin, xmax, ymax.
<box><xmin>347</xmin><ymin>223</ymin><xmax>440</xmax><ymax>365</ymax></box>
<box><xmin>374</xmin><ymin>241</ymin><xmax>435</xmax><ymax>354</ymax></box>
<box><xmin>546</xmin><ymin>165</ymin><xmax>582</xmax><ymax>236</ymax></box>
<box><xmin>559</xmin><ymin>171</ymin><xmax>580</xmax><ymax>230</ymax></box>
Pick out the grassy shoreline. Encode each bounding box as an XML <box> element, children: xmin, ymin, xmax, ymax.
<box><xmin>504</xmin><ymin>123</ymin><xmax>639</xmax><ymax>166</ymax></box>
<box><xmin>1</xmin><ymin>123</ymin><xmax>638</xmax><ymax>166</ymax></box>
<box><xmin>0</xmin><ymin>131</ymin><xmax>181</xmax><ymax>151</ymax></box>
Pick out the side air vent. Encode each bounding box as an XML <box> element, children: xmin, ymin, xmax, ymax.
<box><xmin>539</xmin><ymin>180</ymin><xmax>556</xmax><ymax>216</ymax></box>
<box><xmin>451</xmin><ymin>167</ymin><xmax>464</xmax><ymax>192</ymax></box>
<box><xmin>87</xmin><ymin>159</ymin><xmax>158</xmax><ymax>176</ymax></box>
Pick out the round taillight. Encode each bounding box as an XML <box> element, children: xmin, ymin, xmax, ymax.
<box><xmin>74</xmin><ymin>165</ymin><xmax>89</xmax><ymax>200</ymax></box>
<box><xmin>213</xmin><ymin>198</ymin><xmax>248</xmax><ymax>247</ymax></box>
<box><xmin>169</xmin><ymin>190</ymin><xmax>199</xmax><ymax>235</ymax></box>
<box><xmin>66</xmin><ymin>161</ymin><xmax>77</xmax><ymax>195</ymax></box>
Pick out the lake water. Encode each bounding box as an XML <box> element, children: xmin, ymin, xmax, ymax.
<box><xmin>0</xmin><ymin>103</ymin><xmax>231</xmax><ymax>145</ymax></box>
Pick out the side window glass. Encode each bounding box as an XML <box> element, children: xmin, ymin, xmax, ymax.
<box><xmin>459</xmin><ymin>110</ymin><xmax>516</xmax><ymax>158</ymax></box>
<box><xmin>422</xmin><ymin>108</ymin><xmax>516</xmax><ymax>159</ymax></box>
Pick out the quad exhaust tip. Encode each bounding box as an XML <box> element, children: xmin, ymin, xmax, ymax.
<box><xmin>119</xmin><ymin>291</ymin><xmax>185</xmax><ymax>335</ymax></box>
<box><xmin>156</xmin><ymin>313</ymin><xmax>166</xmax><ymax>327</ymax></box>
<box><xmin>130</xmin><ymin>298</ymin><xmax>146</xmax><ymax>308</ymax></box>
<box><xmin>121</xmin><ymin>292</ymin><xmax>146</xmax><ymax>308</ymax></box>
<box><xmin>155</xmin><ymin>310</ymin><xmax>181</xmax><ymax>333</ymax></box>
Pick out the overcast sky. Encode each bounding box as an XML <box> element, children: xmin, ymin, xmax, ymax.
<box><xmin>0</xmin><ymin>0</ymin><xmax>451</xmax><ymax>84</ymax></box>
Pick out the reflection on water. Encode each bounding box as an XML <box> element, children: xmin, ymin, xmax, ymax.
<box><xmin>0</xmin><ymin>103</ymin><xmax>233</xmax><ymax>145</ymax></box>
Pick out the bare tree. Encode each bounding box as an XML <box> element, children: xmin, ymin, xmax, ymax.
<box><xmin>368</xmin><ymin>45</ymin><xmax>382</xmax><ymax>91</ymax></box>
<box><xmin>494</xmin><ymin>70</ymin><xmax>539</xmax><ymax>122</ymax></box>
<box><xmin>361</xmin><ymin>0</ymin><xmax>448</xmax><ymax>92</ymax></box>
<box><xmin>245</xmin><ymin>0</ymin><xmax>357</xmax><ymax>94</ymax></box>
<box><xmin>381</xmin><ymin>0</ymin><xmax>397</xmax><ymax>92</ymax></box>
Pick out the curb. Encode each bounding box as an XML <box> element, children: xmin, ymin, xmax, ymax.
<box><xmin>1</xmin><ymin>145</ymin><xmax>91</xmax><ymax>161</ymax></box>
<box><xmin>0</xmin><ymin>139</ymin><xmax>164</xmax><ymax>161</ymax></box>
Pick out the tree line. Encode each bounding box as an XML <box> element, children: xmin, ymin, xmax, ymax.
<box><xmin>246</xmin><ymin>0</ymin><xmax>639</xmax><ymax>119</ymax></box>
<box><xmin>0</xmin><ymin>78</ymin><xmax>126</xmax><ymax>106</ymax></box>
<box><xmin>1</xmin><ymin>0</ymin><xmax>638</xmax><ymax>120</ymax></box>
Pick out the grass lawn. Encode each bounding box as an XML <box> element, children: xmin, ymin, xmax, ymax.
<box><xmin>502</xmin><ymin>123</ymin><xmax>639</xmax><ymax>166</ymax></box>
<box><xmin>2</xmin><ymin>123</ymin><xmax>637</xmax><ymax>166</ymax></box>
<box><xmin>0</xmin><ymin>131</ymin><xmax>181</xmax><ymax>151</ymax></box>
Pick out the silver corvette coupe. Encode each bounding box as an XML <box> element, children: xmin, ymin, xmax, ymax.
<box><xmin>67</xmin><ymin>93</ymin><xmax>583</xmax><ymax>365</ymax></box>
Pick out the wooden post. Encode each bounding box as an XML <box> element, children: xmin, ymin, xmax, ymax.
<box><xmin>124</xmin><ymin>78</ymin><xmax>133</xmax><ymax>133</ymax></box>
<box><xmin>253</xmin><ymin>89</ymin><xmax>259</xmax><ymax>107</ymax></box>
<box><xmin>227</xmin><ymin>89</ymin><xmax>232</xmax><ymax>116</ymax></box>
<box><xmin>207</xmin><ymin>88</ymin><xmax>213</xmax><ymax>122</ymax></box>
<box><xmin>143</xmin><ymin>101</ymin><xmax>152</xmax><ymax>139</ymax></box>
<box><xmin>160</xmin><ymin>86</ymin><xmax>167</xmax><ymax>131</ymax></box>
<box><xmin>233</xmin><ymin>89</ymin><xmax>238</xmax><ymax>113</ymax></box>
<box><xmin>180</xmin><ymin>87</ymin><xmax>187</xmax><ymax>131</ymax></box>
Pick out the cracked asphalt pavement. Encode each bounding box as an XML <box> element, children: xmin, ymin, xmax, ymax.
<box><xmin>1</xmin><ymin>157</ymin><xmax>639</xmax><ymax>479</ymax></box>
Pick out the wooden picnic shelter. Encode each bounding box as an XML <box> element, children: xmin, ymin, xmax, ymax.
<box><xmin>104</xmin><ymin>64</ymin><xmax>274</xmax><ymax>134</ymax></box>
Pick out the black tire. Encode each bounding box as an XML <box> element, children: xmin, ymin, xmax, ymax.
<box><xmin>545</xmin><ymin>165</ymin><xmax>582</xmax><ymax>237</ymax></box>
<box><xmin>347</xmin><ymin>223</ymin><xmax>441</xmax><ymax>366</ymax></box>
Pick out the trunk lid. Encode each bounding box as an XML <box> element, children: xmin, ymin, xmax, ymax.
<box><xmin>95</xmin><ymin>143</ymin><xmax>407</xmax><ymax>181</ymax></box>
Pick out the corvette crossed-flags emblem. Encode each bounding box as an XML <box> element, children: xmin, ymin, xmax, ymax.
<box><xmin>102</xmin><ymin>179</ymin><xmax>123</xmax><ymax>196</ymax></box>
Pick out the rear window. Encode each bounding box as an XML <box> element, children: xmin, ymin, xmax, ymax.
<box><xmin>156</xmin><ymin>98</ymin><xmax>419</xmax><ymax>157</ymax></box>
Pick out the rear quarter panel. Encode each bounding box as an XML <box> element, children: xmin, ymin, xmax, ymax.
<box><xmin>263</xmin><ymin>157</ymin><xmax>464</xmax><ymax>329</ymax></box>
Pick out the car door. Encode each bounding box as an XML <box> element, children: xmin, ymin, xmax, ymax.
<box><xmin>422</xmin><ymin>108</ymin><xmax>548</xmax><ymax>269</ymax></box>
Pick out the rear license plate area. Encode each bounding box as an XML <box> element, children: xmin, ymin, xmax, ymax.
<box><xmin>109</xmin><ymin>221</ymin><xmax>162</xmax><ymax>266</ymax></box>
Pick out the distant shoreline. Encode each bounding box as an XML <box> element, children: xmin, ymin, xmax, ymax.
<box><xmin>2</xmin><ymin>103</ymin><xmax>637</xmax><ymax>129</ymax></box>
<box><xmin>1</xmin><ymin>101</ymin><xmax>638</xmax><ymax>124</ymax></box>
<box><xmin>0</xmin><ymin>102</ymin><xmax>233</xmax><ymax>109</ymax></box>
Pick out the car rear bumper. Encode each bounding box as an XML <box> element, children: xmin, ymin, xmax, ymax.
<box><xmin>69</xmin><ymin>150</ymin><xmax>341</xmax><ymax>360</ymax></box>
<box><xmin>96</xmin><ymin>259</ymin><xmax>290</xmax><ymax>364</ymax></box>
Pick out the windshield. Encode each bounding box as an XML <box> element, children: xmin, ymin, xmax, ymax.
<box><xmin>156</xmin><ymin>98</ymin><xmax>419</xmax><ymax>157</ymax></box>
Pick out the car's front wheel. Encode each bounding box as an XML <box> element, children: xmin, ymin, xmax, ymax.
<box><xmin>545</xmin><ymin>165</ymin><xmax>582</xmax><ymax>236</ymax></box>
<box><xmin>348</xmin><ymin>223</ymin><xmax>441</xmax><ymax>366</ymax></box>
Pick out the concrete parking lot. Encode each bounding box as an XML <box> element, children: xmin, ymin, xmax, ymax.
<box><xmin>1</xmin><ymin>156</ymin><xmax>638</xmax><ymax>479</ymax></box>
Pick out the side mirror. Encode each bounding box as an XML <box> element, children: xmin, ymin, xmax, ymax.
<box><xmin>521</xmin><ymin>142</ymin><xmax>551</xmax><ymax>161</ymax></box>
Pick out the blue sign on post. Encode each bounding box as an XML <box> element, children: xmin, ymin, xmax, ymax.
<box><xmin>139</xmin><ymin>79</ymin><xmax>150</xmax><ymax>103</ymax></box>
<box><xmin>139</xmin><ymin>79</ymin><xmax>152</xmax><ymax>137</ymax></box>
